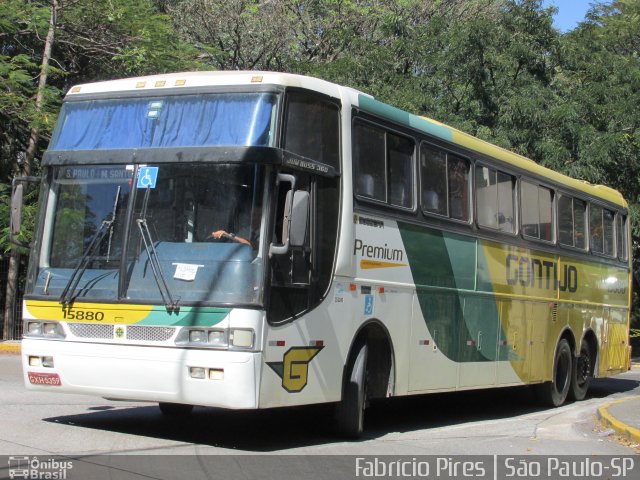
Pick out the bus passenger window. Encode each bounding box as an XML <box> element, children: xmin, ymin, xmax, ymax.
<box><xmin>574</xmin><ymin>199</ymin><xmax>587</xmax><ymax>249</ymax></box>
<box><xmin>420</xmin><ymin>146</ymin><xmax>469</xmax><ymax>221</ymax></box>
<box><xmin>558</xmin><ymin>195</ymin><xmax>574</xmax><ymax>246</ymax></box>
<box><xmin>448</xmin><ymin>155</ymin><xmax>469</xmax><ymax>221</ymax></box>
<box><xmin>603</xmin><ymin>208</ymin><xmax>615</xmax><ymax>256</ymax></box>
<box><xmin>617</xmin><ymin>213</ymin><xmax>628</xmax><ymax>261</ymax></box>
<box><xmin>521</xmin><ymin>181</ymin><xmax>553</xmax><ymax>242</ymax></box>
<box><xmin>559</xmin><ymin>195</ymin><xmax>587</xmax><ymax>249</ymax></box>
<box><xmin>388</xmin><ymin>133</ymin><xmax>414</xmax><ymax>208</ymax></box>
<box><xmin>420</xmin><ymin>146</ymin><xmax>447</xmax><ymax>216</ymax></box>
<box><xmin>354</xmin><ymin>123</ymin><xmax>385</xmax><ymax>201</ymax></box>
<box><xmin>475</xmin><ymin>166</ymin><xmax>515</xmax><ymax>233</ymax></box>
<box><xmin>590</xmin><ymin>204</ymin><xmax>604</xmax><ymax>254</ymax></box>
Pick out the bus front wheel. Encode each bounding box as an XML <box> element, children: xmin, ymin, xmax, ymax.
<box><xmin>536</xmin><ymin>338</ymin><xmax>572</xmax><ymax>407</ymax></box>
<box><xmin>335</xmin><ymin>341</ymin><xmax>368</xmax><ymax>438</ymax></box>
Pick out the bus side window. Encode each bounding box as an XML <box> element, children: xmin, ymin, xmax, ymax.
<box><xmin>420</xmin><ymin>145</ymin><xmax>447</xmax><ymax>216</ymax></box>
<box><xmin>590</xmin><ymin>204</ymin><xmax>604</xmax><ymax>254</ymax></box>
<box><xmin>558</xmin><ymin>194</ymin><xmax>574</xmax><ymax>247</ymax></box>
<box><xmin>475</xmin><ymin>166</ymin><xmax>515</xmax><ymax>233</ymax></box>
<box><xmin>354</xmin><ymin>122</ymin><xmax>386</xmax><ymax>202</ymax></box>
<box><xmin>387</xmin><ymin>133</ymin><xmax>414</xmax><ymax>208</ymax></box>
<box><xmin>574</xmin><ymin>199</ymin><xmax>587</xmax><ymax>249</ymax></box>
<box><xmin>284</xmin><ymin>92</ymin><xmax>340</xmax><ymax>169</ymax></box>
<box><xmin>603</xmin><ymin>208</ymin><xmax>615</xmax><ymax>257</ymax></box>
<box><xmin>420</xmin><ymin>145</ymin><xmax>470</xmax><ymax>222</ymax></box>
<box><xmin>521</xmin><ymin>181</ymin><xmax>554</xmax><ymax>242</ymax></box>
<box><xmin>617</xmin><ymin>213</ymin><xmax>628</xmax><ymax>261</ymax></box>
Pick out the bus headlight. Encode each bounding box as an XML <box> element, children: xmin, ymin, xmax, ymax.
<box><xmin>188</xmin><ymin>329</ymin><xmax>207</xmax><ymax>343</ymax></box>
<box><xmin>208</xmin><ymin>329</ymin><xmax>227</xmax><ymax>347</ymax></box>
<box><xmin>175</xmin><ymin>327</ymin><xmax>253</xmax><ymax>350</ymax></box>
<box><xmin>26</xmin><ymin>321</ymin><xmax>42</xmax><ymax>336</ymax></box>
<box><xmin>24</xmin><ymin>321</ymin><xmax>65</xmax><ymax>339</ymax></box>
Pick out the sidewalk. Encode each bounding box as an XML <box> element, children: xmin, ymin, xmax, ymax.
<box><xmin>597</xmin><ymin>393</ymin><xmax>640</xmax><ymax>444</ymax></box>
<box><xmin>0</xmin><ymin>340</ymin><xmax>21</xmax><ymax>354</ymax></box>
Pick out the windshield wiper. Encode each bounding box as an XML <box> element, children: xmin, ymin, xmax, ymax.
<box><xmin>135</xmin><ymin>188</ymin><xmax>179</xmax><ymax>312</ymax></box>
<box><xmin>60</xmin><ymin>216</ymin><xmax>114</xmax><ymax>306</ymax></box>
<box><xmin>60</xmin><ymin>186</ymin><xmax>121</xmax><ymax>306</ymax></box>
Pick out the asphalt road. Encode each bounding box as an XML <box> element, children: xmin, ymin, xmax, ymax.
<box><xmin>1</xmin><ymin>353</ymin><xmax>638</xmax><ymax>458</ymax></box>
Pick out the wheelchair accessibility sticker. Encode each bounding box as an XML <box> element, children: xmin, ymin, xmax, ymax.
<box><xmin>137</xmin><ymin>166</ymin><xmax>159</xmax><ymax>189</ymax></box>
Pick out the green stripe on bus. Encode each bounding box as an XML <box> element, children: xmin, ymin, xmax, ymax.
<box><xmin>399</xmin><ymin>223</ymin><xmax>507</xmax><ymax>363</ymax></box>
<box><xmin>138</xmin><ymin>306</ymin><xmax>231</xmax><ymax>327</ymax></box>
<box><xmin>358</xmin><ymin>95</ymin><xmax>454</xmax><ymax>142</ymax></box>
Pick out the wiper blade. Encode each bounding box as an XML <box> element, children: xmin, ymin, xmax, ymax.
<box><xmin>134</xmin><ymin>186</ymin><xmax>179</xmax><ymax>312</ymax></box>
<box><xmin>136</xmin><ymin>217</ymin><xmax>180</xmax><ymax>312</ymax></box>
<box><xmin>60</xmin><ymin>186</ymin><xmax>121</xmax><ymax>306</ymax></box>
<box><xmin>60</xmin><ymin>216</ymin><xmax>113</xmax><ymax>306</ymax></box>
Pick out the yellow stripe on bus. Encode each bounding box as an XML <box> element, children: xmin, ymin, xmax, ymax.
<box><xmin>25</xmin><ymin>300</ymin><xmax>153</xmax><ymax>324</ymax></box>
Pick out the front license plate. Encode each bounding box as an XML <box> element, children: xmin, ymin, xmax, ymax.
<box><xmin>28</xmin><ymin>372</ymin><xmax>61</xmax><ymax>386</ymax></box>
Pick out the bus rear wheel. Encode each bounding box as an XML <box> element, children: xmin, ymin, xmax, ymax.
<box><xmin>536</xmin><ymin>338</ymin><xmax>572</xmax><ymax>407</ymax></box>
<box><xmin>158</xmin><ymin>402</ymin><xmax>194</xmax><ymax>417</ymax></box>
<box><xmin>334</xmin><ymin>341</ymin><xmax>368</xmax><ymax>438</ymax></box>
<box><xmin>570</xmin><ymin>338</ymin><xmax>593</xmax><ymax>401</ymax></box>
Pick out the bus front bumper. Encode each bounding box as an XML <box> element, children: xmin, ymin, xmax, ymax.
<box><xmin>21</xmin><ymin>339</ymin><xmax>261</xmax><ymax>409</ymax></box>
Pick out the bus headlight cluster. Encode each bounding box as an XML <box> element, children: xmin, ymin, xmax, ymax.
<box><xmin>24</xmin><ymin>321</ymin><xmax>66</xmax><ymax>339</ymax></box>
<box><xmin>175</xmin><ymin>328</ymin><xmax>255</xmax><ymax>350</ymax></box>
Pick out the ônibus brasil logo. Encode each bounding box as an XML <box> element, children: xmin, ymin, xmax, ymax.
<box><xmin>8</xmin><ymin>456</ymin><xmax>73</xmax><ymax>479</ymax></box>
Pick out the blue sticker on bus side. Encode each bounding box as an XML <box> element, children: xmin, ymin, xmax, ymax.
<box><xmin>364</xmin><ymin>294</ymin><xmax>374</xmax><ymax>316</ymax></box>
<box><xmin>137</xmin><ymin>166</ymin><xmax>159</xmax><ymax>189</ymax></box>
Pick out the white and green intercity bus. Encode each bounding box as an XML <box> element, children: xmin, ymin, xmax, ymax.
<box><xmin>14</xmin><ymin>71</ymin><xmax>632</xmax><ymax>437</ymax></box>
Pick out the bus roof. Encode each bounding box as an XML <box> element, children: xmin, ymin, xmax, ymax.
<box><xmin>65</xmin><ymin>71</ymin><xmax>627</xmax><ymax>209</ymax></box>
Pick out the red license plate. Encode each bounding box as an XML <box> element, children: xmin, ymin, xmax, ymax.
<box><xmin>28</xmin><ymin>372</ymin><xmax>61</xmax><ymax>386</ymax></box>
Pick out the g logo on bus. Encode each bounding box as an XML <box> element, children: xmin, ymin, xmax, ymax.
<box><xmin>115</xmin><ymin>327</ymin><xmax>125</xmax><ymax>339</ymax></box>
<box><xmin>267</xmin><ymin>347</ymin><xmax>323</xmax><ymax>393</ymax></box>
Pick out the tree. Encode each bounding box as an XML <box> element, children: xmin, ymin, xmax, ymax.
<box><xmin>0</xmin><ymin>0</ymin><xmax>198</xmax><ymax>339</ymax></box>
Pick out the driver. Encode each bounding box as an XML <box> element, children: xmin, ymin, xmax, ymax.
<box><xmin>210</xmin><ymin>229</ymin><xmax>252</xmax><ymax>246</ymax></box>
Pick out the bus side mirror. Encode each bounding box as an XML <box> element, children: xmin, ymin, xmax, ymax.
<box><xmin>10</xmin><ymin>176</ymin><xmax>40</xmax><ymax>249</ymax></box>
<box><xmin>11</xmin><ymin>183</ymin><xmax>24</xmax><ymax>236</ymax></box>
<box><xmin>269</xmin><ymin>173</ymin><xmax>310</xmax><ymax>257</ymax></box>
<box><xmin>287</xmin><ymin>190</ymin><xmax>309</xmax><ymax>247</ymax></box>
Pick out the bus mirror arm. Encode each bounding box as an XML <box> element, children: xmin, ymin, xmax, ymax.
<box><xmin>269</xmin><ymin>173</ymin><xmax>296</xmax><ymax>257</ymax></box>
<box><xmin>10</xmin><ymin>176</ymin><xmax>41</xmax><ymax>249</ymax></box>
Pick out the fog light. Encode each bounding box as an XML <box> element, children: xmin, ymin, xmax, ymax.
<box><xmin>209</xmin><ymin>368</ymin><xmax>224</xmax><ymax>381</ymax></box>
<box><xmin>189</xmin><ymin>367</ymin><xmax>206</xmax><ymax>379</ymax></box>
<box><xmin>230</xmin><ymin>329</ymin><xmax>254</xmax><ymax>348</ymax></box>
<box><xmin>189</xmin><ymin>330</ymin><xmax>206</xmax><ymax>343</ymax></box>
<box><xmin>42</xmin><ymin>356</ymin><xmax>54</xmax><ymax>368</ymax></box>
<box><xmin>28</xmin><ymin>356</ymin><xmax>41</xmax><ymax>367</ymax></box>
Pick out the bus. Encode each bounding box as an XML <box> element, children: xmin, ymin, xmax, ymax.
<box><xmin>14</xmin><ymin>71</ymin><xmax>631</xmax><ymax>438</ymax></box>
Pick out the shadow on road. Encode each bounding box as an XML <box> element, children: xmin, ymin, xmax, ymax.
<box><xmin>43</xmin><ymin>376</ymin><xmax>639</xmax><ymax>453</ymax></box>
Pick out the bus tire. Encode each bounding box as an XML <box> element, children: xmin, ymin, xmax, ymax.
<box><xmin>536</xmin><ymin>338</ymin><xmax>572</xmax><ymax>407</ymax></box>
<box><xmin>570</xmin><ymin>338</ymin><xmax>593</xmax><ymax>401</ymax></box>
<box><xmin>335</xmin><ymin>341</ymin><xmax>368</xmax><ymax>439</ymax></box>
<box><xmin>158</xmin><ymin>402</ymin><xmax>193</xmax><ymax>417</ymax></box>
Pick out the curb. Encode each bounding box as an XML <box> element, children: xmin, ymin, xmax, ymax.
<box><xmin>0</xmin><ymin>342</ymin><xmax>21</xmax><ymax>354</ymax></box>
<box><xmin>597</xmin><ymin>395</ymin><xmax>640</xmax><ymax>444</ymax></box>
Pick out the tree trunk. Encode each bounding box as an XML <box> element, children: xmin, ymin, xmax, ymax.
<box><xmin>3</xmin><ymin>0</ymin><xmax>58</xmax><ymax>340</ymax></box>
<box><xmin>23</xmin><ymin>0</ymin><xmax>58</xmax><ymax>176</ymax></box>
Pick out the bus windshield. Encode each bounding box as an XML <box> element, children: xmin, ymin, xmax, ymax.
<box><xmin>33</xmin><ymin>163</ymin><xmax>267</xmax><ymax>307</ymax></box>
<box><xmin>50</xmin><ymin>92</ymin><xmax>278</xmax><ymax>150</ymax></box>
